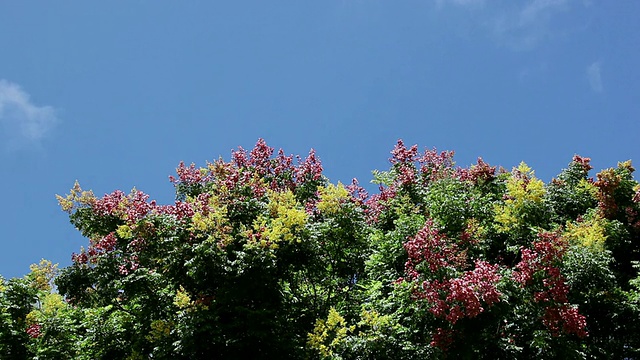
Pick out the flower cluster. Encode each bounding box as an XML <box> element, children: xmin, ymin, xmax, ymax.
<box><xmin>430</xmin><ymin>327</ymin><xmax>454</xmax><ymax>351</ymax></box>
<box><xmin>513</xmin><ymin>231</ymin><xmax>587</xmax><ymax>337</ymax></box>
<box><xmin>26</xmin><ymin>323</ymin><xmax>41</xmax><ymax>338</ymax></box>
<box><xmin>404</xmin><ymin>220</ymin><xmax>467</xmax><ymax>277</ymax></box>
<box><xmin>542</xmin><ymin>305</ymin><xmax>588</xmax><ymax>338</ymax></box>
<box><xmin>572</xmin><ymin>155</ymin><xmax>593</xmax><ymax>173</ymax></box>
<box><xmin>55</xmin><ymin>180</ymin><xmax>96</xmax><ymax>213</ymax></box>
<box><xmin>463</xmin><ymin>157</ymin><xmax>496</xmax><ymax>185</ymax></box>
<box><xmin>417</xmin><ymin>147</ymin><xmax>456</xmax><ymax>183</ymax></box>
<box><xmin>390</xmin><ymin>139</ymin><xmax>419</xmax><ymax>165</ymax></box>
<box><xmin>93</xmin><ymin>189</ymin><xmax>157</xmax><ymax>223</ymax></box>
<box><xmin>345</xmin><ymin>178</ymin><xmax>368</xmax><ymax>205</ymax></box>
<box><xmin>494</xmin><ymin>162</ymin><xmax>546</xmax><ymax>232</ymax></box>
<box><xmin>594</xmin><ymin>167</ymin><xmax>622</xmax><ymax>218</ymax></box>
<box><xmin>403</xmin><ymin>221</ymin><xmax>502</xmax><ymax>325</ymax></box>
<box><xmin>364</xmin><ymin>185</ymin><xmax>397</xmax><ymax>224</ymax></box>
<box><xmin>389</xmin><ymin>140</ymin><xmax>459</xmax><ymax>186</ymax></box>
<box><xmin>169</xmin><ymin>161</ymin><xmax>211</xmax><ymax>186</ymax></box>
<box><xmin>409</xmin><ymin>261</ymin><xmax>502</xmax><ymax>325</ymax></box>
<box><xmin>317</xmin><ymin>182</ymin><xmax>351</xmax><ymax>216</ymax></box>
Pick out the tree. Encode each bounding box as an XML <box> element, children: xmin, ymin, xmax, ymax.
<box><xmin>1</xmin><ymin>139</ymin><xmax>639</xmax><ymax>359</ymax></box>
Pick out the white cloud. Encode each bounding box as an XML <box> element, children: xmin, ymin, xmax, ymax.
<box><xmin>519</xmin><ymin>0</ymin><xmax>568</xmax><ymax>27</ymax></box>
<box><xmin>435</xmin><ymin>0</ymin><xmax>588</xmax><ymax>50</ymax></box>
<box><xmin>490</xmin><ymin>0</ymin><xmax>572</xmax><ymax>50</ymax></box>
<box><xmin>0</xmin><ymin>80</ymin><xmax>58</xmax><ymax>148</ymax></box>
<box><xmin>586</xmin><ymin>61</ymin><xmax>603</xmax><ymax>92</ymax></box>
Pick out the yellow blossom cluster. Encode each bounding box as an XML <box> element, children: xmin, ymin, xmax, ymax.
<box><xmin>317</xmin><ymin>182</ymin><xmax>350</xmax><ymax>216</ymax></box>
<box><xmin>173</xmin><ymin>285</ymin><xmax>192</xmax><ymax>309</ymax></box>
<box><xmin>116</xmin><ymin>224</ymin><xmax>134</xmax><ymax>239</ymax></box>
<box><xmin>29</xmin><ymin>259</ymin><xmax>58</xmax><ymax>292</ymax></box>
<box><xmin>188</xmin><ymin>195</ymin><xmax>233</xmax><ymax>245</ymax></box>
<box><xmin>495</xmin><ymin>162</ymin><xmax>546</xmax><ymax>232</ymax></box>
<box><xmin>307</xmin><ymin>307</ymin><xmax>354</xmax><ymax>357</ymax></box>
<box><xmin>56</xmin><ymin>180</ymin><xmax>96</xmax><ymax>213</ymax></box>
<box><xmin>146</xmin><ymin>319</ymin><xmax>173</xmax><ymax>342</ymax></box>
<box><xmin>250</xmin><ymin>189</ymin><xmax>307</xmax><ymax>248</ymax></box>
<box><xmin>564</xmin><ymin>214</ymin><xmax>608</xmax><ymax>249</ymax></box>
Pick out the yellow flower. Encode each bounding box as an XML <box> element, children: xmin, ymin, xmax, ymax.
<box><xmin>307</xmin><ymin>307</ymin><xmax>354</xmax><ymax>357</ymax></box>
<box><xmin>495</xmin><ymin>162</ymin><xmax>546</xmax><ymax>232</ymax></box>
<box><xmin>41</xmin><ymin>293</ymin><xmax>66</xmax><ymax>316</ymax></box>
<box><xmin>317</xmin><ymin>182</ymin><xmax>350</xmax><ymax>215</ymax></box>
<box><xmin>56</xmin><ymin>181</ymin><xmax>95</xmax><ymax>213</ymax></box>
<box><xmin>250</xmin><ymin>189</ymin><xmax>307</xmax><ymax>248</ymax></box>
<box><xmin>29</xmin><ymin>259</ymin><xmax>58</xmax><ymax>291</ymax></box>
<box><xmin>147</xmin><ymin>320</ymin><xmax>173</xmax><ymax>342</ymax></box>
<box><xmin>116</xmin><ymin>225</ymin><xmax>134</xmax><ymax>239</ymax></box>
<box><xmin>565</xmin><ymin>214</ymin><xmax>608</xmax><ymax>249</ymax></box>
<box><xmin>174</xmin><ymin>286</ymin><xmax>192</xmax><ymax>309</ymax></box>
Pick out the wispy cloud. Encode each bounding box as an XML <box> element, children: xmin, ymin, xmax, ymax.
<box><xmin>436</xmin><ymin>0</ymin><xmax>588</xmax><ymax>51</ymax></box>
<box><xmin>519</xmin><ymin>0</ymin><xmax>569</xmax><ymax>26</ymax></box>
<box><xmin>0</xmin><ymin>79</ymin><xmax>58</xmax><ymax>149</ymax></box>
<box><xmin>586</xmin><ymin>61</ymin><xmax>603</xmax><ymax>92</ymax></box>
<box><xmin>491</xmin><ymin>0</ymin><xmax>571</xmax><ymax>50</ymax></box>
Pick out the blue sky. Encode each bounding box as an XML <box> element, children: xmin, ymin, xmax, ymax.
<box><xmin>1</xmin><ymin>1</ymin><xmax>638</xmax><ymax>279</ymax></box>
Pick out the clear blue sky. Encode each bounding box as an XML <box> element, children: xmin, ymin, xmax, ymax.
<box><xmin>1</xmin><ymin>1</ymin><xmax>638</xmax><ymax>279</ymax></box>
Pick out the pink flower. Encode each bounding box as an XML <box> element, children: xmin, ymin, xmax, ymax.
<box><xmin>248</xmin><ymin>139</ymin><xmax>274</xmax><ymax>176</ymax></box>
<box><xmin>26</xmin><ymin>323</ymin><xmax>41</xmax><ymax>338</ymax></box>
<box><xmin>390</xmin><ymin>139</ymin><xmax>418</xmax><ymax>164</ymax></box>
<box><xmin>296</xmin><ymin>149</ymin><xmax>323</xmax><ymax>184</ymax></box>
<box><xmin>345</xmin><ymin>178</ymin><xmax>368</xmax><ymax>204</ymax></box>
<box><xmin>572</xmin><ymin>155</ymin><xmax>593</xmax><ymax>172</ymax></box>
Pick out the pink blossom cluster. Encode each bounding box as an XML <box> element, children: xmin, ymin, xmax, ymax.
<box><xmin>418</xmin><ymin>148</ymin><xmax>456</xmax><ymax>183</ymax></box>
<box><xmin>430</xmin><ymin>327</ymin><xmax>454</xmax><ymax>350</ymax></box>
<box><xmin>295</xmin><ymin>149</ymin><xmax>323</xmax><ymax>184</ymax></box>
<box><xmin>118</xmin><ymin>255</ymin><xmax>140</xmax><ymax>275</ymax></box>
<box><xmin>93</xmin><ymin>189</ymin><xmax>157</xmax><ymax>223</ymax></box>
<box><xmin>404</xmin><ymin>220</ymin><xmax>467</xmax><ymax>277</ymax></box>
<box><xmin>169</xmin><ymin>161</ymin><xmax>211</xmax><ymax>185</ymax></box>
<box><xmin>458</xmin><ymin>157</ymin><xmax>496</xmax><ymax>185</ymax></box>
<box><xmin>572</xmin><ymin>155</ymin><xmax>593</xmax><ymax>172</ymax></box>
<box><xmin>93</xmin><ymin>232</ymin><xmax>118</xmax><ymax>254</ymax></box>
<box><xmin>542</xmin><ymin>305</ymin><xmax>588</xmax><ymax>338</ymax></box>
<box><xmin>513</xmin><ymin>231</ymin><xmax>588</xmax><ymax>337</ymax></box>
<box><xmin>171</xmin><ymin>139</ymin><xmax>323</xmax><ymax>198</ymax></box>
<box><xmin>70</xmin><ymin>139</ymin><xmax>332</xmax><ymax>270</ymax></box>
<box><xmin>248</xmin><ymin>138</ymin><xmax>275</xmax><ymax>176</ymax></box>
<box><xmin>389</xmin><ymin>139</ymin><xmax>419</xmax><ymax>165</ymax></box>
<box><xmin>26</xmin><ymin>323</ymin><xmax>41</xmax><ymax>338</ymax></box>
<box><xmin>71</xmin><ymin>252</ymin><xmax>88</xmax><ymax>265</ymax></box>
<box><xmin>364</xmin><ymin>185</ymin><xmax>397</xmax><ymax>224</ymax></box>
<box><xmin>411</xmin><ymin>261</ymin><xmax>502</xmax><ymax>325</ymax></box>
<box><xmin>626</xmin><ymin>206</ymin><xmax>640</xmax><ymax>231</ymax></box>
<box><xmin>345</xmin><ymin>178</ymin><xmax>369</xmax><ymax>205</ymax></box>
<box><xmin>594</xmin><ymin>169</ymin><xmax>622</xmax><ymax>219</ymax></box>
<box><xmin>156</xmin><ymin>201</ymin><xmax>196</xmax><ymax>221</ymax></box>
<box><xmin>402</xmin><ymin>221</ymin><xmax>502</xmax><ymax>325</ymax></box>
<box><xmin>72</xmin><ymin>232</ymin><xmax>119</xmax><ymax>265</ymax></box>
<box><xmin>368</xmin><ymin>141</ymin><xmax>496</xmax><ymax>225</ymax></box>
<box><xmin>389</xmin><ymin>140</ymin><xmax>459</xmax><ymax>187</ymax></box>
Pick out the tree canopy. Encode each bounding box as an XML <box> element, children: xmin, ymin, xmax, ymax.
<box><xmin>2</xmin><ymin>139</ymin><xmax>640</xmax><ymax>359</ymax></box>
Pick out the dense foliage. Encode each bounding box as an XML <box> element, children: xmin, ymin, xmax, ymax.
<box><xmin>2</xmin><ymin>139</ymin><xmax>640</xmax><ymax>359</ymax></box>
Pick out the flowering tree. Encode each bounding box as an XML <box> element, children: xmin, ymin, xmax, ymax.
<box><xmin>1</xmin><ymin>139</ymin><xmax>640</xmax><ymax>359</ymax></box>
<box><xmin>309</xmin><ymin>140</ymin><xmax>640</xmax><ymax>359</ymax></box>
